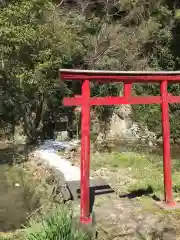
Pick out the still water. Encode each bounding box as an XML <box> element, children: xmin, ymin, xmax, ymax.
<box><xmin>0</xmin><ymin>144</ymin><xmax>39</xmax><ymax>232</ymax></box>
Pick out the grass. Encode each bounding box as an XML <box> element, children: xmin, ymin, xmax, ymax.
<box><xmin>91</xmin><ymin>151</ymin><xmax>180</xmax><ymax>200</ymax></box>
<box><xmin>24</xmin><ymin>206</ymin><xmax>91</xmax><ymax>240</ymax></box>
<box><xmin>0</xmin><ymin>207</ymin><xmax>92</xmax><ymax>240</ymax></box>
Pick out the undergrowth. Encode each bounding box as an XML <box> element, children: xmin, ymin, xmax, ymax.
<box><xmin>24</xmin><ymin>206</ymin><xmax>91</xmax><ymax>240</ymax></box>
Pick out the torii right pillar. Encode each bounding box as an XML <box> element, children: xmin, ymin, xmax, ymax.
<box><xmin>160</xmin><ymin>80</ymin><xmax>174</xmax><ymax>206</ymax></box>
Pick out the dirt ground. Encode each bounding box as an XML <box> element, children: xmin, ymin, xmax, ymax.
<box><xmin>71</xmin><ymin>150</ymin><xmax>180</xmax><ymax>240</ymax></box>
<box><xmin>92</xmin><ymin>171</ymin><xmax>178</xmax><ymax>240</ymax></box>
<box><xmin>95</xmin><ymin>197</ymin><xmax>176</xmax><ymax>240</ymax></box>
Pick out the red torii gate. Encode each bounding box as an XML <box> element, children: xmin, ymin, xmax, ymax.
<box><xmin>59</xmin><ymin>69</ymin><xmax>180</xmax><ymax>224</ymax></box>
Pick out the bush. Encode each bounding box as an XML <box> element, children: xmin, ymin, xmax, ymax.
<box><xmin>25</xmin><ymin>206</ymin><xmax>91</xmax><ymax>240</ymax></box>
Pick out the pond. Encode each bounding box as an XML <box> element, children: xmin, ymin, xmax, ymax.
<box><xmin>0</xmin><ymin>143</ymin><xmax>40</xmax><ymax>232</ymax></box>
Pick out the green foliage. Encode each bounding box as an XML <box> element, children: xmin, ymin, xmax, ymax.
<box><xmin>25</xmin><ymin>206</ymin><xmax>91</xmax><ymax>240</ymax></box>
<box><xmin>0</xmin><ymin>0</ymin><xmax>85</xmax><ymax>142</ymax></box>
<box><xmin>1</xmin><ymin>0</ymin><xmax>180</xmax><ymax>140</ymax></box>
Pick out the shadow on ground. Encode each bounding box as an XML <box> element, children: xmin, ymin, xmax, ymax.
<box><xmin>90</xmin><ymin>185</ymin><xmax>162</xmax><ymax>217</ymax></box>
<box><xmin>119</xmin><ymin>185</ymin><xmax>154</xmax><ymax>199</ymax></box>
<box><xmin>119</xmin><ymin>185</ymin><xmax>161</xmax><ymax>202</ymax></box>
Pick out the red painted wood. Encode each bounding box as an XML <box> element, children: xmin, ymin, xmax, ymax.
<box><xmin>63</xmin><ymin>97</ymin><xmax>83</xmax><ymax>106</ymax></box>
<box><xmin>90</xmin><ymin>96</ymin><xmax>162</xmax><ymax>105</ymax></box>
<box><xmin>168</xmin><ymin>96</ymin><xmax>180</xmax><ymax>103</ymax></box>
<box><xmin>63</xmin><ymin>95</ymin><xmax>180</xmax><ymax>106</ymax></box>
<box><xmin>124</xmin><ymin>82</ymin><xmax>132</xmax><ymax>98</ymax></box>
<box><xmin>60</xmin><ymin>69</ymin><xmax>180</xmax><ymax>223</ymax></box>
<box><xmin>161</xmin><ymin>80</ymin><xmax>173</xmax><ymax>203</ymax></box>
<box><xmin>60</xmin><ymin>73</ymin><xmax>180</xmax><ymax>82</ymax></box>
<box><xmin>63</xmin><ymin>96</ymin><xmax>162</xmax><ymax>106</ymax></box>
<box><xmin>80</xmin><ymin>80</ymin><xmax>91</xmax><ymax>224</ymax></box>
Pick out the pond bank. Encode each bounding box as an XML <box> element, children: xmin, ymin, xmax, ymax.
<box><xmin>0</xmin><ymin>143</ymin><xmax>59</xmax><ymax>239</ymax></box>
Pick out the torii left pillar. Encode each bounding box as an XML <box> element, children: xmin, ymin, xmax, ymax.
<box><xmin>80</xmin><ymin>79</ymin><xmax>91</xmax><ymax>224</ymax></box>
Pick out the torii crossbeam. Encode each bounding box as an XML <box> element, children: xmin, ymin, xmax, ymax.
<box><xmin>59</xmin><ymin>69</ymin><xmax>180</xmax><ymax>224</ymax></box>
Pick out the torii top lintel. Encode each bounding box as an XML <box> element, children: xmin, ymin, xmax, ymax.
<box><xmin>59</xmin><ymin>69</ymin><xmax>180</xmax><ymax>82</ymax></box>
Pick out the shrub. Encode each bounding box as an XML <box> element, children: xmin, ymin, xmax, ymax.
<box><xmin>25</xmin><ymin>206</ymin><xmax>91</xmax><ymax>240</ymax></box>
